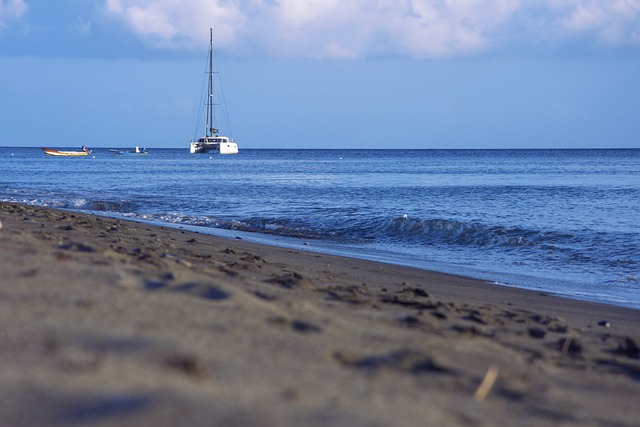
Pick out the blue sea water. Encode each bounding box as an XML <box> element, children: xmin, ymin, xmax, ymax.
<box><xmin>1</xmin><ymin>147</ymin><xmax>639</xmax><ymax>309</ymax></box>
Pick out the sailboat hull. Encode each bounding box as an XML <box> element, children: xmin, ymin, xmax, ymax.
<box><xmin>190</xmin><ymin>139</ymin><xmax>238</xmax><ymax>155</ymax></box>
<box><xmin>220</xmin><ymin>142</ymin><xmax>239</xmax><ymax>154</ymax></box>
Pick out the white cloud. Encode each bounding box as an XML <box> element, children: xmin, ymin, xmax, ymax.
<box><xmin>104</xmin><ymin>0</ymin><xmax>246</xmax><ymax>49</ymax></box>
<box><xmin>0</xmin><ymin>0</ymin><xmax>28</xmax><ymax>28</ymax></box>
<box><xmin>550</xmin><ymin>0</ymin><xmax>640</xmax><ymax>46</ymax></box>
<box><xmin>103</xmin><ymin>0</ymin><xmax>640</xmax><ymax>58</ymax></box>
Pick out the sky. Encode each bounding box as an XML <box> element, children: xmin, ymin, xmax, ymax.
<box><xmin>1</xmin><ymin>0</ymin><xmax>639</xmax><ymax>149</ymax></box>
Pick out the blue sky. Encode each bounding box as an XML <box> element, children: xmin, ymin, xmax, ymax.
<box><xmin>1</xmin><ymin>0</ymin><xmax>639</xmax><ymax>149</ymax></box>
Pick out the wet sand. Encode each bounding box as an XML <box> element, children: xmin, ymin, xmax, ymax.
<box><xmin>1</xmin><ymin>201</ymin><xmax>639</xmax><ymax>426</ymax></box>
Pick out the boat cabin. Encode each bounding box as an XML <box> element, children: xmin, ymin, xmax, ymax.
<box><xmin>197</xmin><ymin>136</ymin><xmax>231</xmax><ymax>143</ymax></box>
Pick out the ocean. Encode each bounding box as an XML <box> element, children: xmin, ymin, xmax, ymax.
<box><xmin>1</xmin><ymin>147</ymin><xmax>638</xmax><ymax>309</ymax></box>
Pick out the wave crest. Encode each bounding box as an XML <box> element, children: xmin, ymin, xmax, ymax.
<box><xmin>384</xmin><ymin>217</ymin><xmax>545</xmax><ymax>248</ymax></box>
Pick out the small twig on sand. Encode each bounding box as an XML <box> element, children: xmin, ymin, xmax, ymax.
<box><xmin>474</xmin><ymin>365</ymin><xmax>499</xmax><ymax>402</ymax></box>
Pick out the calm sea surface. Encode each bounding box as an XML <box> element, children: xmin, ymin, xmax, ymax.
<box><xmin>1</xmin><ymin>147</ymin><xmax>639</xmax><ymax>309</ymax></box>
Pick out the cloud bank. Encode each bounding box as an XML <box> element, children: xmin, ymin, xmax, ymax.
<box><xmin>11</xmin><ymin>0</ymin><xmax>640</xmax><ymax>58</ymax></box>
<box><xmin>0</xmin><ymin>0</ymin><xmax>27</xmax><ymax>28</ymax></box>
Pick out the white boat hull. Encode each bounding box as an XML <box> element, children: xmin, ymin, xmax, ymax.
<box><xmin>42</xmin><ymin>147</ymin><xmax>88</xmax><ymax>157</ymax></box>
<box><xmin>190</xmin><ymin>140</ymin><xmax>238</xmax><ymax>155</ymax></box>
<box><xmin>220</xmin><ymin>142</ymin><xmax>239</xmax><ymax>154</ymax></box>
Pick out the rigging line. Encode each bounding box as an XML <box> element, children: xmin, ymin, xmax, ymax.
<box><xmin>217</xmin><ymin>72</ymin><xmax>234</xmax><ymax>138</ymax></box>
<box><xmin>192</xmin><ymin>54</ymin><xmax>210</xmax><ymax>140</ymax></box>
<box><xmin>212</xmin><ymin>44</ymin><xmax>234</xmax><ymax>138</ymax></box>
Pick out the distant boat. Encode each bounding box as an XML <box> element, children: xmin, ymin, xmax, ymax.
<box><xmin>109</xmin><ymin>146</ymin><xmax>150</xmax><ymax>156</ymax></box>
<box><xmin>189</xmin><ymin>28</ymin><xmax>238</xmax><ymax>155</ymax></box>
<box><xmin>42</xmin><ymin>146</ymin><xmax>89</xmax><ymax>157</ymax></box>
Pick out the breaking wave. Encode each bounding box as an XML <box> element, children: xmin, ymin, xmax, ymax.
<box><xmin>147</xmin><ymin>212</ymin><xmax>637</xmax><ymax>273</ymax></box>
<box><xmin>379</xmin><ymin>216</ymin><xmax>565</xmax><ymax>249</ymax></box>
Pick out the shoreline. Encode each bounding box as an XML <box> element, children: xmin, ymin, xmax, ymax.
<box><xmin>1</xmin><ymin>201</ymin><xmax>639</xmax><ymax>426</ymax></box>
<box><xmin>93</xmin><ymin>211</ymin><xmax>640</xmax><ymax>311</ymax></box>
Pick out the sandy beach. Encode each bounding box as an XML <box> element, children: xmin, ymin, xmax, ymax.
<box><xmin>1</xmin><ymin>201</ymin><xmax>639</xmax><ymax>426</ymax></box>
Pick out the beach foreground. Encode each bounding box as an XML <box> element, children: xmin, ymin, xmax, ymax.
<box><xmin>1</xmin><ymin>202</ymin><xmax>639</xmax><ymax>426</ymax></box>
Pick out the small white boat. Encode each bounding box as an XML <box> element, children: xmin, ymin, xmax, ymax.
<box><xmin>109</xmin><ymin>146</ymin><xmax>150</xmax><ymax>156</ymax></box>
<box><xmin>42</xmin><ymin>146</ymin><xmax>89</xmax><ymax>157</ymax></box>
<box><xmin>189</xmin><ymin>28</ymin><xmax>238</xmax><ymax>155</ymax></box>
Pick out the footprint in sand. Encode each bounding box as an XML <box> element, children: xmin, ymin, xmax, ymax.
<box><xmin>266</xmin><ymin>272</ymin><xmax>315</xmax><ymax>290</ymax></box>
<box><xmin>334</xmin><ymin>349</ymin><xmax>457</xmax><ymax>375</ymax></box>
<box><xmin>267</xmin><ymin>316</ymin><xmax>322</xmax><ymax>334</ymax></box>
<box><xmin>144</xmin><ymin>281</ymin><xmax>230</xmax><ymax>301</ymax></box>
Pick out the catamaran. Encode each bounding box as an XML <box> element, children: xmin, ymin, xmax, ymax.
<box><xmin>189</xmin><ymin>28</ymin><xmax>238</xmax><ymax>155</ymax></box>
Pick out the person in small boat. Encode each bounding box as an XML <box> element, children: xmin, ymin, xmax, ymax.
<box><xmin>135</xmin><ymin>146</ymin><xmax>140</xmax><ymax>153</ymax></box>
<box><xmin>81</xmin><ymin>145</ymin><xmax>88</xmax><ymax>153</ymax></box>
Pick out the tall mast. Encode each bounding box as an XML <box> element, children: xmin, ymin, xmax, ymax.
<box><xmin>207</xmin><ymin>27</ymin><xmax>214</xmax><ymax>137</ymax></box>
